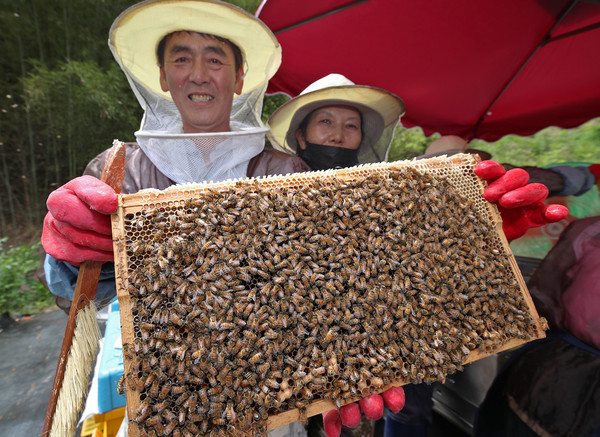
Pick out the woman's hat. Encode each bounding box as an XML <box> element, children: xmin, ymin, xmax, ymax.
<box><xmin>267</xmin><ymin>74</ymin><xmax>405</xmax><ymax>154</ymax></box>
<box><xmin>423</xmin><ymin>135</ymin><xmax>492</xmax><ymax>161</ymax></box>
<box><xmin>109</xmin><ymin>0</ymin><xmax>281</xmax><ymax>100</ymax></box>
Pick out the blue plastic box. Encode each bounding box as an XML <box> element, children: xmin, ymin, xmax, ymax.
<box><xmin>97</xmin><ymin>300</ymin><xmax>126</xmax><ymax>412</ymax></box>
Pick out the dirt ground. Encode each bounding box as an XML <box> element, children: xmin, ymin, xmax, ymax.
<box><xmin>0</xmin><ymin>310</ymin><xmax>68</xmax><ymax>436</ymax></box>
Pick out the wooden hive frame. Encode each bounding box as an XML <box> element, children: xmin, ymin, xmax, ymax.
<box><xmin>111</xmin><ymin>154</ymin><xmax>546</xmax><ymax>436</ymax></box>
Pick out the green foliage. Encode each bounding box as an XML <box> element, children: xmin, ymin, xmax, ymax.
<box><xmin>470</xmin><ymin>119</ymin><xmax>600</xmax><ymax>166</ymax></box>
<box><xmin>388</xmin><ymin>126</ymin><xmax>433</xmax><ymax>161</ymax></box>
<box><xmin>388</xmin><ymin>118</ymin><xmax>600</xmax><ymax>165</ymax></box>
<box><xmin>0</xmin><ymin>0</ymin><xmax>142</xmax><ymax>238</ymax></box>
<box><xmin>22</xmin><ymin>59</ymin><xmax>141</xmax><ymax>176</ymax></box>
<box><xmin>226</xmin><ymin>0</ymin><xmax>263</xmax><ymax>12</ymax></box>
<box><xmin>0</xmin><ymin>239</ymin><xmax>54</xmax><ymax>316</ymax></box>
<box><xmin>261</xmin><ymin>94</ymin><xmax>290</xmax><ymax>148</ymax></box>
<box><xmin>262</xmin><ymin>93</ymin><xmax>290</xmax><ymax>123</ymax></box>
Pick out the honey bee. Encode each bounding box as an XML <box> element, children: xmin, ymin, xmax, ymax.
<box><xmin>223</xmin><ymin>402</ymin><xmax>236</xmax><ymax>421</ymax></box>
<box><xmin>249</xmin><ymin>352</ymin><xmax>262</xmax><ymax>364</ymax></box>
<box><xmin>135</xmin><ymin>398</ymin><xmax>152</xmax><ymax>422</ymax></box>
<box><xmin>115</xmin><ymin>374</ymin><xmax>126</xmax><ymax>395</ymax></box>
<box><xmin>324</xmin><ymin>328</ymin><xmax>337</xmax><ymax>344</ymax></box>
<box><xmin>193</xmin><ymin>387</ymin><xmax>208</xmax><ymax>406</ymax></box>
<box><xmin>163</xmin><ymin>421</ymin><xmax>178</xmax><ymax>435</ymax></box>
<box><xmin>175</xmin><ymin>344</ymin><xmax>188</xmax><ymax>361</ymax></box>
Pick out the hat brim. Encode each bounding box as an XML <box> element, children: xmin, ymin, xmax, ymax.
<box><xmin>419</xmin><ymin>149</ymin><xmax>492</xmax><ymax>161</ymax></box>
<box><xmin>109</xmin><ymin>0</ymin><xmax>281</xmax><ymax>100</ymax></box>
<box><xmin>267</xmin><ymin>85</ymin><xmax>405</xmax><ymax>154</ymax></box>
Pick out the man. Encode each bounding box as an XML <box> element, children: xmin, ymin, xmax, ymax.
<box><xmin>42</xmin><ymin>2</ymin><xmax>310</xmax><ymax>435</ymax></box>
<box><xmin>475</xmin><ymin>215</ymin><xmax>600</xmax><ymax>436</ymax></box>
<box><xmin>42</xmin><ymin>0</ymin><xmax>309</xmax><ymax>310</ymax></box>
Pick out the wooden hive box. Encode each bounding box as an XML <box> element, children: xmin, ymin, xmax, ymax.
<box><xmin>111</xmin><ymin>154</ymin><xmax>546</xmax><ymax>436</ymax></box>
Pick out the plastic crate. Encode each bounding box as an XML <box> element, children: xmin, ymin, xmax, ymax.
<box><xmin>97</xmin><ymin>300</ymin><xmax>126</xmax><ymax>412</ymax></box>
<box><xmin>81</xmin><ymin>406</ymin><xmax>126</xmax><ymax>437</ymax></box>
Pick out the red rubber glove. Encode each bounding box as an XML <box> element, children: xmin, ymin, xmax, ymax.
<box><xmin>358</xmin><ymin>393</ymin><xmax>385</xmax><ymax>421</ymax></box>
<box><xmin>323</xmin><ymin>387</ymin><xmax>406</xmax><ymax>436</ymax></box>
<box><xmin>381</xmin><ymin>386</ymin><xmax>405</xmax><ymax>413</ymax></box>
<box><xmin>475</xmin><ymin>161</ymin><xmax>568</xmax><ymax>241</ymax></box>
<box><xmin>589</xmin><ymin>164</ymin><xmax>600</xmax><ymax>181</ymax></box>
<box><xmin>323</xmin><ymin>410</ymin><xmax>342</xmax><ymax>437</ymax></box>
<box><xmin>339</xmin><ymin>403</ymin><xmax>362</xmax><ymax>428</ymax></box>
<box><xmin>42</xmin><ymin>175</ymin><xmax>118</xmax><ymax>265</ymax></box>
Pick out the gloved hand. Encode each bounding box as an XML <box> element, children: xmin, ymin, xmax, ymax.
<box><xmin>474</xmin><ymin>161</ymin><xmax>569</xmax><ymax>241</ymax></box>
<box><xmin>322</xmin><ymin>387</ymin><xmax>405</xmax><ymax>437</ymax></box>
<box><xmin>589</xmin><ymin>164</ymin><xmax>600</xmax><ymax>181</ymax></box>
<box><xmin>42</xmin><ymin>175</ymin><xmax>118</xmax><ymax>266</ymax></box>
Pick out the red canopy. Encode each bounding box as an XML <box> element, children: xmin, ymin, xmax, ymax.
<box><xmin>257</xmin><ymin>0</ymin><xmax>600</xmax><ymax>141</ymax></box>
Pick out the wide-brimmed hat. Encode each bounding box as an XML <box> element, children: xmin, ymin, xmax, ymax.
<box><xmin>422</xmin><ymin>135</ymin><xmax>492</xmax><ymax>160</ymax></box>
<box><xmin>267</xmin><ymin>74</ymin><xmax>405</xmax><ymax>154</ymax></box>
<box><xmin>109</xmin><ymin>0</ymin><xmax>281</xmax><ymax>101</ymax></box>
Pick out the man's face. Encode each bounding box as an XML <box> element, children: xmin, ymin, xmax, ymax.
<box><xmin>159</xmin><ymin>32</ymin><xmax>244</xmax><ymax>133</ymax></box>
<box><xmin>296</xmin><ymin>105</ymin><xmax>362</xmax><ymax>150</ymax></box>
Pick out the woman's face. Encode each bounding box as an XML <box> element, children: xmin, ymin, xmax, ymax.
<box><xmin>296</xmin><ymin>105</ymin><xmax>362</xmax><ymax>150</ymax></box>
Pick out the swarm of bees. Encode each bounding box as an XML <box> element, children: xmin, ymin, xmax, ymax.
<box><xmin>117</xmin><ymin>164</ymin><xmax>543</xmax><ymax>437</ymax></box>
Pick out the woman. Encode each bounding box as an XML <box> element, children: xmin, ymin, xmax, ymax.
<box><xmin>267</xmin><ymin>73</ymin><xmax>405</xmax><ymax>171</ymax></box>
<box><xmin>269</xmin><ymin>75</ymin><xmax>407</xmax><ymax>437</ymax></box>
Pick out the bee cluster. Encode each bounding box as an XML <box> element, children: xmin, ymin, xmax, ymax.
<box><xmin>119</xmin><ymin>166</ymin><xmax>541</xmax><ymax>437</ymax></box>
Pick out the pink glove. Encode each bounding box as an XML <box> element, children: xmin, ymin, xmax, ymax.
<box><xmin>475</xmin><ymin>161</ymin><xmax>568</xmax><ymax>241</ymax></box>
<box><xmin>323</xmin><ymin>410</ymin><xmax>342</xmax><ymax>437</ymax></box>
<box><xmin>589</xmin><ymin>164</ymin><xmax>600</xmax><ymax>181</ymax></box>
<box><xmin>41</xmin><ymin>175</ymin><xmax>118</xmax><ymax>265</ymax></box>
<box><xmin>381</xmin><ymin>386</ymin><xmax>405</xmax><ymax>413</ymax></box>
<box><xmin>323</xmin><ymin>387</ymin><xmax>405</xmax><ymax>436</ymax></box>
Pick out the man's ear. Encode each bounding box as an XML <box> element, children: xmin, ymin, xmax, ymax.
<box><xmin>234</xmin><ymin>67</ymin><xmax>244</xmax><ymax>95</ymax></box>
<box><xmin>295</xmin><ymin>129</ymin><xmax>307</xmax><ymax>150</ymax></box>
<box><xmin>159</xmin><ymin>65</ymin><xmax>170</xmax><ymax>92</ymax></box>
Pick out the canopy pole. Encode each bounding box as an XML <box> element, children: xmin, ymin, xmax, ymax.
<box><xmin>272</xmin><ymin>0</ymin><xmax>371</xmax><ymax>35</ymax></box>
<box><xmin>546</xmin><ymin>20</ymin><xmax>600</xmax><ymax>44</ymax></box>
<box><xmin>472</xmin><ymin>0</ymin><xmax>579</xmax><ymax>138</ymax></box>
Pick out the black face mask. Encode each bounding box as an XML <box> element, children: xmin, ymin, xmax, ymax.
<box><xmin>297</xmin><ymin>142</ymin><xmax>359</xmax><ymax>171</ymax></box>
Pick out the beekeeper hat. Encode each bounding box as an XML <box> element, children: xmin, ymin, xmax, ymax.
<box><xmin>423</xmin><ymin>135</ymin><xmax>491</xmax><ymax>160</ymax></box>
<box><xmin>267</xmin><ymin>74</ymin><xmax>405</xmax><ymax>154</ymax></box>
<box><xmin>109</xmin><ymin>0</ymin><xmax>281</xmax><ymax>100</ymax></box>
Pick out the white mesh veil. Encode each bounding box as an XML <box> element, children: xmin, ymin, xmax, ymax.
<box><xmin>127</xmin><ymin>73</ymin><xmax>268</xmax><ymax>184</ymax></box>
<box><xmin>360</xmin><ymin>122</ymin><xmax>401</xmax><ymax>163</ymax></box>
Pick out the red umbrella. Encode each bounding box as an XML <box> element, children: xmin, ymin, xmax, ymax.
<box><xmin>256</xmin><ymin>0</ymin><xmax>600</xmax><ymax>141</ymax></box>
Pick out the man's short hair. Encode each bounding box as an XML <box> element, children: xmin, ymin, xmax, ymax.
<box><xmin>157</xmin><ymin>31</ymin><xmax>243</xmax><ymax>73</ymax></box>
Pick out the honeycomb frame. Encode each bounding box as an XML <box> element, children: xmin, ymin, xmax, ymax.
<box><xmin>111</xmin><ymin>154</ymin><xmax>546</xmax><ymax>436</ymax></box>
